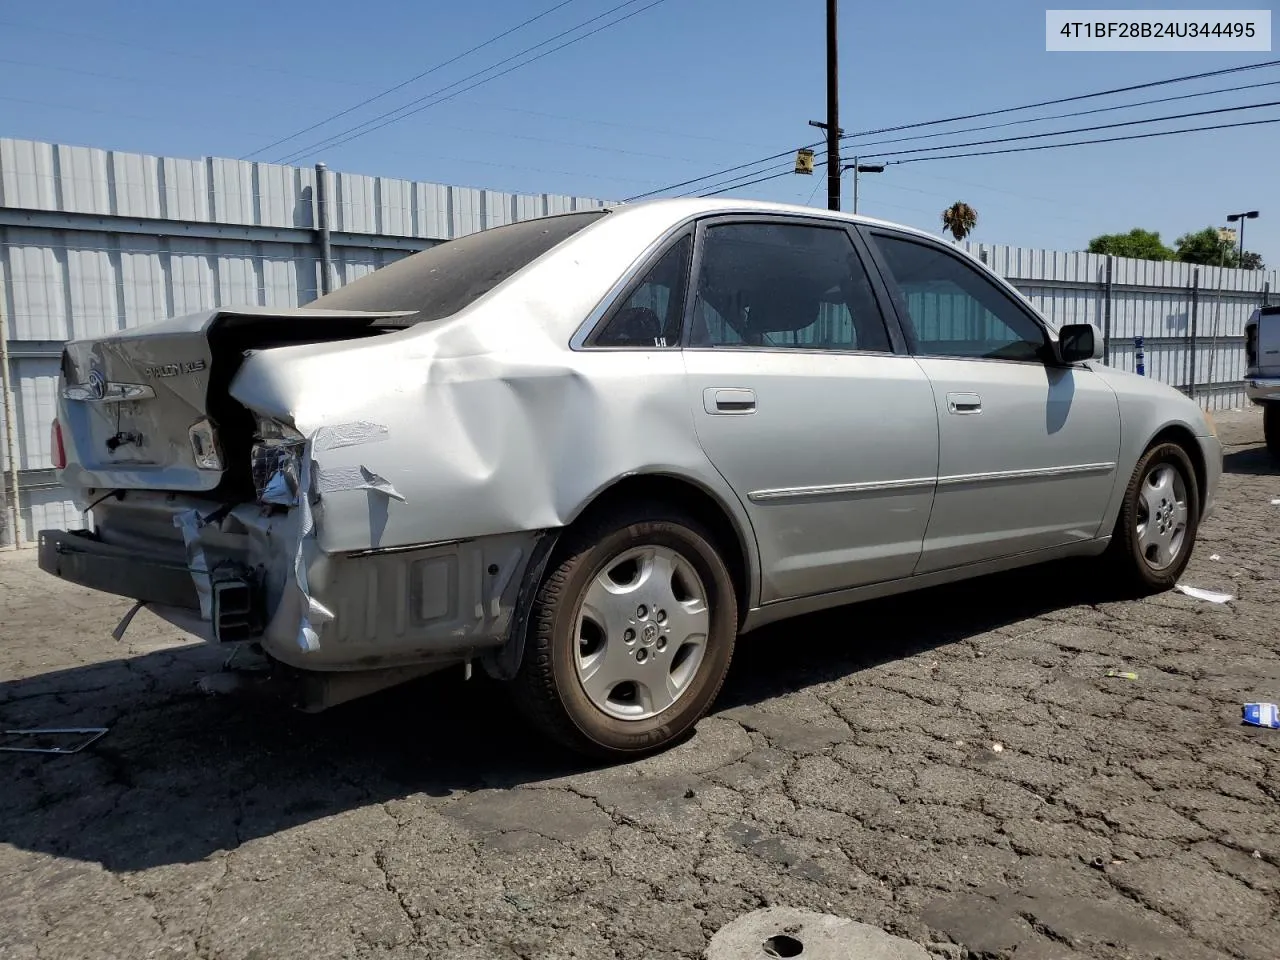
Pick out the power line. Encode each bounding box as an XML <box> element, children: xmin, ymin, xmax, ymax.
<box><xmin>242</xmin><ymin>0</ymin><xmax>582</xmax><ymax>160</ymax></box>
<box><xmin>273</xmin><ymin>0</ymin><xmax>669</xmax><ymax>165</ymax></box>
<box><xmin>679</xmin><ymin>160</ymin><xmax>799</xmax><ymax>197</ymax></box>
<box><xmin>690</xmin><ymin>113</ymin><xmax>1280</xmax><ymax>197</ymax></box>
<box><xmin>450</xmin><ymin>98</ymin><xmax>778</xmax><ymax>149</ymax></box>
<box><xmin>703</xmin><ymin>169</ymin><xmax>809</xmax><ymax>197</ymax></box>
<box><xmin>886</xmin><ymin>115</ymin><xmax>1280</xmax><ymax>165</ymax></box>
<box><xmin>860</xmin><ymin>99</ymin><xmax>1280</xmax><ymax>160</ymax></box>
<box><xmin>633</xmin><ymin>58</ymin><xmax>1280</xmax><ymax>199</ymax></box>
<box><xmin>839</xmin><ymin>57</ymin><xmax>1280</xmax><ymax>141</ymax></box>
<box><xmin>0</xmin><ymin>18</ymin><xmax>367</xmax><ymax>88</ymax></box>
<box><xmin>845</xmin><ymin>78</ymin><xmax>1280</xmax><ymax>153</ymax></box>
<box><xmin>625</xmin><ymin>144</ymin><xmax>822</xmax><ymax>201</ymax></box>
<box><xmin>702</xmin><ymin>161</ymin><xmax>828</xmax><ymax>198</ymax></box>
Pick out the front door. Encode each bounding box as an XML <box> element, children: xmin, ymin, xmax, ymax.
<box><xmin>682</xmin><ymin>217</ymin><xmax>940</xmax><ymax>603</ymax></box>
<box><xmin>864</xmin><ymin>229</ymin><xmax>1122</xmax><ymax>574</ymax></box>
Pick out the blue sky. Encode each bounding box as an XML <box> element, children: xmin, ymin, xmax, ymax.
<box><xmin>1</xmin><ymin>0</ymin><xmax>1276</xmax><ymax>264</ymax></box>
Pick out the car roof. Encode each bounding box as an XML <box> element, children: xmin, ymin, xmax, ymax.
<box><xmin>607</xmin><ymin>196</ymin><xmax>946</xmax><ymax>246</ymax></box>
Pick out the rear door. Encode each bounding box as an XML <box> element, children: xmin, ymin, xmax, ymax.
<box><xmin>681</xmin><ymin>216</ymin><xmax>939</xmax><ymax>603</ymax></box>
<box><xmin>862</xmin><ymin>227</ymin><xmax>1121</xmax><ymax>574</ymax></box>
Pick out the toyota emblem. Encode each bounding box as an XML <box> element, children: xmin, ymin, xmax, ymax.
<box><xmin>87</xmin><ymin>369</ymin><xmax>107</xmax><ymax>401</ymax></box>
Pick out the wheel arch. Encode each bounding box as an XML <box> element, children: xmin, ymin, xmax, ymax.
<box><xmin>564</xmin><ymin>471</ymin><xmax>758</xmax><ymax>622</ymax></box>
<box><xmin>1146</xmin><ymin>421</ymin><xmax>1208</xmax><ymax>512</ymax></box>
<box><xmin>481</xmin><ymin>470</ymin><xmax>759</xmax><ymax>682</ymax></box>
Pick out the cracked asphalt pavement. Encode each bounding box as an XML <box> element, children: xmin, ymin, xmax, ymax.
<box><xmin>2</xmin><ymin>408</ymin><xmax>1277</xmax><ymax>960</ymax></box>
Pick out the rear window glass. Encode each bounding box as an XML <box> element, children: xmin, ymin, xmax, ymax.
<box><xmin>310</xmin><ymin>210</ymin><xmax>607</xmax><ymax>323</ymax></box>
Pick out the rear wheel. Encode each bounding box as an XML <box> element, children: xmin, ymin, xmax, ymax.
<box><xmin>511</xmin><ymin>503</ymin><xmax>738</xmax><ymax>759</ymax></box>
<box><xmin>1107</xmin><ymin>441</ymin><xmax>1200</xmax><ymax>592</ymax></box>
<box><xmin>1265</xmin><ymin>403</ymin><xmax>1280</xmax><ymax>461</ymax></box>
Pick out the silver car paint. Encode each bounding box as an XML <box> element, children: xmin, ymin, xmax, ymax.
<box><xmin>684</xmin><ymin>347</ymin><xmax>939</xmax><ymax>602</ymax></box>
<box><xmin>911</xmin><ymin>356</ymin><xmax>1122</xmax><ymax>572</ymax></box>
<box><xmin>44</xmin><ymin>198</ymin><xmax>1222</xmax><ymax>677</ymax></box>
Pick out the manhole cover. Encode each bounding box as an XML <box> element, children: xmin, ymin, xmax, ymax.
<box><xmin>706</xmin><ymin>907</ymin><xmax>931</xmax><ymax>960</ymax></box>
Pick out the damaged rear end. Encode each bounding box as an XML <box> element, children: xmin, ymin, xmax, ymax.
<box><xmin>39</xmin><ymin>305</ymin><xmax>528</xmax><ymax>707</ymax></box>
<box><xmin>37</xmin><ymin>209</ymin><xmax>622</xmax><ymax>709</ymax></box>
<box><xmin>41</xmin><ymin>306</ymin><xmax>412</xmax><ymax>646</ymax></box>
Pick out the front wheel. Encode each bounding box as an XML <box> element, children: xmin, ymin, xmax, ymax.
<box><xmin>1265</xmin><ymin>403</ymin><xmax>1280</xmax><ymax>462</ymax></box>
<box><xmin>511</xmin><ymin>503</ymin><xmax>738</xmax><ymax>759</ymax></box>
<box><xmin>1107</xmin><ymin>441</ymin><xmax>1201</xmax><ymax>592</ymax></box>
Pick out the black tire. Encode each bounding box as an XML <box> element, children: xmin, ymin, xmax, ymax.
<box><xmin>1265</xmin><ymin>403</ymin><xmax>1280</xmax><ymax>462</ymax></box>
<box><xmin>510</xmin><ymin>501</ymin><xmax>738</xmax><ymax>759</ymax></box>
<box><xmin>1106</xmin><ymin>441</ymin><xmax>1201</xmax><ymax>593</ymax></box>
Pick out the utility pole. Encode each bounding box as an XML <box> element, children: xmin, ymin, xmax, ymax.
<box><xmin>825</xmin><ymin>0</ymin><xmax>840</xmax><ymax>211</ymax></box>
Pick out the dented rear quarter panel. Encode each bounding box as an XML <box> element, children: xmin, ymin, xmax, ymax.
<box><xmin>227</xmin><ymin>201</ymin><xmax>763</xmax><ymax>598</ymax></box>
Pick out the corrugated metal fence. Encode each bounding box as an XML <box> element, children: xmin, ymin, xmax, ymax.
<box><xmin>0</xmin><ymin>136</ymin><xmax>1274</xmax><ymax>546</ymax></box>
<box><xmin>0</xmin><ymin>137</ymin><xmax>607</xmax><ymax>546</ymax></box>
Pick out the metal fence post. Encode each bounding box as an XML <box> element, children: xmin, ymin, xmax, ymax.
<box><xmin>0</xmin><ymin>272</ymin><xmax>21</xmax><ymax>549</ymax></box>
<box><xmin>1187</xmin><ymin>267</ymin><xmax>1199</xmax><ymax>398</ymax></box>
<box><xmin>1102</xmin><ymin>254</ymin><xmax>1113</xmax><ymax>365</ymax></box>
<box><xmin>1134</xmin><ymin>335</ymin><xmax>1145</xmax><ymax>376</ymax></box>
<box><xmin>1205</xmin><ymin>265</ymin><xmax>1225</xmax><ymax>409</ymax></box>
<box><xmin>314</xmin><ymin>162</ymin><xmax>334</xmax><ymax>296</ymax></box>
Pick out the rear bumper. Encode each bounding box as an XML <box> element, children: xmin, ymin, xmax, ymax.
<box><xmin>39</xmin><ymin>529</ymin><xmax>199</xmax><ymax>609</ymax></box>
<box><xmin>1245</xmin><ymin>376</ymin><xmax>1280</xmax><ymax>404</ymax></box>
<box><xmin>37</xmin><ymin>511</ymin><xmax>546</xmax><ymax>674</ymax></box>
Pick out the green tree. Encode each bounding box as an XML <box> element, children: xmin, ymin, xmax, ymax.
<box><xmin>1086</xmin><ymin>228</ymin><xmax>1174</xmax><ymax>261</ymax></box>
<box><xmin>1174</xmin><ymin>227</ymin><xmax>1239</xmax><ymax>266</ymax></box>
<box><xmin>1240</xmin><ymin>250</ymin><xmax>1265</xmax><ymax>271</ymax></box>
<box><xmin>941</xmin><ymin>202</ymin><xmax>978</xmax><ymax>241</ymax></box>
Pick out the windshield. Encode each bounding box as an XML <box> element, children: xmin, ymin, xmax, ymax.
<box><xmin>309</xmin><ymin>210</ymin><xmax>607</xmax><ymax>323</ymax></box>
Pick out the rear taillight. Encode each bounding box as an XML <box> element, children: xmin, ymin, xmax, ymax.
<box><xmin>1245</xmin><ymin>324</ymin><xmax>1258</xmax><ymax>370</ymax></box>
<box><xmin>51</xmin><ymin>418</ymin><xmax>67</xmax><ymax>470</ymax></box>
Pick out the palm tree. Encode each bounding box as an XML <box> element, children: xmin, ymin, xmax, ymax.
<box><xmin>941</xmin><ymin>202</ymin><xmax>978</xmax><ymax>241</ymax></box>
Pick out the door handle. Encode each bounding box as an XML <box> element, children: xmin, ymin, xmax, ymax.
<box><xmin>704</xmin><ymin>387</ymin><xmax>756</xmax><ymax>415</ymax></box>
<box><xmin>947</xmin><ymin>392</ymin><xmax>982</xmax><ymax>415</ymax></box>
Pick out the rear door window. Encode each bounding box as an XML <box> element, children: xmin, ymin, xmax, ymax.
<box><xmin>687</xmin><ymin>221</ymin><xmax>892</xmax><ymax>353</ymax></box>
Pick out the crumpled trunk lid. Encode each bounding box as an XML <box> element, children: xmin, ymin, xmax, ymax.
<box><xmin>57</xmin><ymin>306</ymin><xmax>414</xmax><ymax>494</ymax></box>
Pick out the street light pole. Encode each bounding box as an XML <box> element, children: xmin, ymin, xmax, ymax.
<box><xmin>825</xmin><ymin>0</ymin><xmax>840</xmax><ymax>211</ymax></box>
<box><xmin>1226</xmin><ymin>210</ymin><xmax>1259</xmax><ymax>265</ymax></box>
<box><xmin>853</xmin><ymin>156</ymin><xmax>859</xmax><ymax>215</ymax></box>
<box><xmin>841</xmin><ymin>159</ymin><xmax>885</xmax><ymax>215</ymax></box>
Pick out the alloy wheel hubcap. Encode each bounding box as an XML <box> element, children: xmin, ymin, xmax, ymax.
<box><xmin>573</xmin><ymin>545</ymin><xmax>710</xmax><ymax>721</ymax></box>
<box><xmin>1135</xmin><ymin>463</ymin><xmax>1189</xmax><ymax>571</ymax></box>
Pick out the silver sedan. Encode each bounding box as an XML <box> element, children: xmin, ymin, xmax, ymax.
<box><xmin>39</xmin><ymin>199</ymin><xmax>1222</xmax><ymax>758</ymax></box>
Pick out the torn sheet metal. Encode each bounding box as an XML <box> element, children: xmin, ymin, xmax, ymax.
<box><xmin>316</xmin><ymin>465</ymin><xmax>406</xmax><ymax>502</ymax></box>
<box><xmin>288</xmin><ymin>419</ymin><xmax>396</xmax><ymax>652</ymax></box>
<box><xmin>292</xmin><ymin>450</ymin><xmax>333</xmax><ymax>652</ymax></box>
<box><xmin>173</xmin><ymin>508</ymin><xmax>213</xmax><ymax>619</ymax></box>
<box><xmin>1</xmin><ymin>728</ymin><xmax>109</xmax><ymax>755</ymax></box>
<box><xmin>261</xmin><ymin>466</ymin><xmax>300</xmax><ymax>506</ymax></box>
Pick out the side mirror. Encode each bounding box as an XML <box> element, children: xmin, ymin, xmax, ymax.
<box><xmin>1057</xmin><ymin>323</ymin><xmax>1103</xmax><ymax>364</ymax></box>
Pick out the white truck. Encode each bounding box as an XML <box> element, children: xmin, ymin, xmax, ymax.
<box><xmin>1245</xmin><ymin>305</ymin><xmax>1280</xmax><ymax>460</ymax></box>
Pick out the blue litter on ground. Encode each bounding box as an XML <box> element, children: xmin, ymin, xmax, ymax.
<box><xmin>1242</xmin><ymin>703</ymin><xmax>1279</xmax><ymax>729</ymax></box>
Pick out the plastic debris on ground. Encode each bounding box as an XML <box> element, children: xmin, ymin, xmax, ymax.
<box><xmin>1209</xmin><ymin>554</ymin><xmax>1221</xmax><ymax>561</ymax></box>
<box><xmin>1241</xmin><ymin>703</ymin><xmax>1279</xmax><ymax>729</ymax></box>
<box><xmin>991</xmin><ymin>742</ymin><xmax>1004</xmax><ymax>753</ymax></box>
<box><xmin>0</xmin><ymin>728</ymin><xmax>109</xmax><ymax>755</ymax></box>
<box><xmin>1105</xmin><ymin>669</ymin><xmax>1139</xmax><ymax>680</ymax></box>
<box><xmin>1174</xmin><ymin>584</ymin><xmax>1234</xmax><ymax>604</ymax></box>
<box><xmin>1271</xmin><ymin>499</ymin><xmax>1280</xmax><ymax>505</ymax></box>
